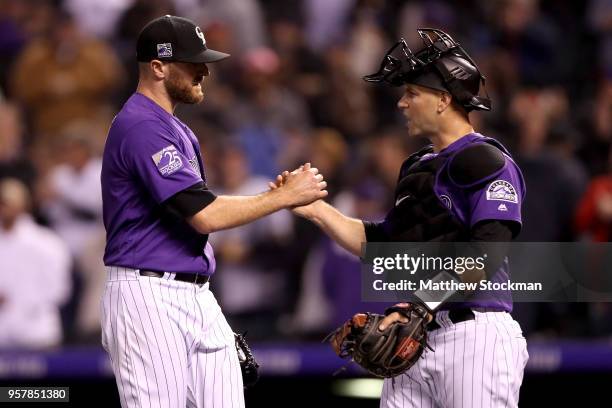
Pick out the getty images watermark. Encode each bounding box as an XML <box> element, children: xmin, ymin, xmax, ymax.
<box><xmin>371</xmin><ymin>253</ymin><xmax>542</xmax><ymax>292</ymax></box>
<box><xmin>361</xmin><ymin>242</ymin><xmax>612</xmax><ymax>303</ymax></box>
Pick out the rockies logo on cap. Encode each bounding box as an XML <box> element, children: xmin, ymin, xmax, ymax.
<box><xmin>195</xmin><ymin>26</ymin><xmax>206</xmax><ymax>47</ymax></box>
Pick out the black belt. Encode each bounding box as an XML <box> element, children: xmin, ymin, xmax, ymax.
<box><xmin>427</xmin><ymin>308</ymin><xmax>475</xmax><ymax>331</ymax></box>
<box><xmin>139</xmin><ymin>270</ymin><xmax>210</xmax><ymax>285</ymax></box>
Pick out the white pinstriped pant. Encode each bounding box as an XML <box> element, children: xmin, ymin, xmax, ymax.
<box><xmin>381</xmin><ymin>310</ymin><xmax>528</xmax><ymax>408</ymax></box>
<box><xmin>101</xmin><ymin>267</ymin><xmax>244</xmax><ymax>408</ymax></box>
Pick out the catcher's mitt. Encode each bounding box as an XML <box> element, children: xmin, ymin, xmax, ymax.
<box><xmin>327</xmin><ymin>303</ymin><xmax>431</xmax><ymax>378</ymax></box>
<box><xmin>235</xmin><ymin>332</ymin><xmax>259</xmax><ymax>388</ymax></box>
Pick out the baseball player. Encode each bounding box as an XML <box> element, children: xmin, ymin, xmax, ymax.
<box><xmin>276</xmin><ymin>29</ymin><xmax>529</xmax><ymax>407</ymax></box>
<box><xmin>100</xmin><ymin>15</ymin><xmax>327</xmax><ymax>408</ymax></box>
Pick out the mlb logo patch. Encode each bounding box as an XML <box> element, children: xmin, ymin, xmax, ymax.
<box><xmin>157</xmin><ymin>43</ymin><xmax>172</xmax><ymax>58</ymax></box>
<box><xmin>152</xmin><ymin>145</ymin><xmax>183</xmax><ymax>176</ymax></box>
<box><xmin>486</xmin><ymin>180</ymin><xmax>518</xmax><ymax>203</ymax></box>
<box><xmin>188</xmin><ymin>156</ymin><xmax>201</xmax><ymax>175</ymax></box>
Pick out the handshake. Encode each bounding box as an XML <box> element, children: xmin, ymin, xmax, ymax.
<box><xmin>267</xmin><ymin>162</ymin><xmax>327</xmax><ymax>217</ymax></box>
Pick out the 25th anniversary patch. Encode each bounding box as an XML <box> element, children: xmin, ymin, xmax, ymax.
<box><xmin>152</xmin><ymin>145</ymin><xmax>183</xmax><ymax>176</ymax></box>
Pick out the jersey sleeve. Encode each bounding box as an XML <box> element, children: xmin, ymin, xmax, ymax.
<box><xmin>363</xmin><ymin>219</ymin><xmax>389</xmax><ymax>242</ymax></box>
<box><xmin>121</xmin><ymin>120</ymin><xmax>203</xmax><ymax>203</ymax></box>
<box><xmin>466</xmin><ymin>158</ymin><xmax>525</xmax><ymax>234</ymax></box>
<box><xmin>163</xmin><ymin>181</ymin><xmax>217</xmax><ymax>218</ymax></box>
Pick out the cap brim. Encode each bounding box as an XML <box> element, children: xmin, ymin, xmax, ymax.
<box><xmin>183</xmin><ymin>48</ymin><xmax>230</xmax><ymax>63</ymax></box>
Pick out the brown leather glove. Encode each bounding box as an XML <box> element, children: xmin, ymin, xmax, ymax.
<box><xmin>328</xmin><ymin>303</ymin><xmax>431</xmax><ymax>378</ymax></box>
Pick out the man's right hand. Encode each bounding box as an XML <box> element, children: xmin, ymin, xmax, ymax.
<box><xmin>275</xmin><ymin>163</ymin><xmax>328</xmax><ymax>207</ymax></box>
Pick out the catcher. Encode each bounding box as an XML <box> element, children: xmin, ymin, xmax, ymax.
<box><xmin>274</xmin><ymin>29</ymin><xmax>529</xmax><ymax>407</ymax></box>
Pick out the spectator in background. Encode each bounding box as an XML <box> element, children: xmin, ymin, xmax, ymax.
<box><xmin>574</xmin><ymin>149</ymin><xmax>612</xmax><ymax>336</ymax></box>
<box><xmin>114</xmin><ymin>0</ymin><xmax>176</xmax><ymax>103</ymax></box>
<box><xmin>227</xmin><ymin>47</ymin><xmax>311</xmax><ymax>178</ymax></box>
<box><xmin>268</xmin><ymin>17</ymin><xmax>326</xmax><ymax>123</ymax></box>
<box><xmin>345</xmin><ymin>0</ymin><xmax>388</xmax><ymax>82</ymax></box>
<box><xmin>37</xmin><ymin>123</ymin><xmax>104</xmax><ymax>257</ymax></box>
<box><xmin>304</xmin><ymin>0</ymin><xmax>355</xmax><ymax>51</ymax></box>
<box><xmin>0</xmin><ymin>102</ymin><xmax>36</xmax><ymax>188</ymax></box>
<box><xmin>9</xmin><ymin>7</ymin><xmax>123</xmax><ymax>152</ymax></box>
<box><xmin>510</xmin><ymin>87</ymin><xmax>588</xmax><ymax>241</ymax></box>
<box><xmin>320</xmin><ymin>179</ymin><xmax>389</xmax><ymax>329</ymax></box>
<box><xmin>575</xmin><ymin>158</ymin><xmax>612</xmax><ymax>242</ymax></box>
<box><xmin>35</xmin><ymin>123</ymin><xmax>105</xmax><ymax>342</ymax></box>
<box><xmin>0</xmin><ymin>178</ymin><xmax>71</xmax><ymax>349</ymax></box>
<box><xmin>0</xmin><ymin>0</ymin><xmax>30</xmax><ymax>93</ymax></box>
<box><xmin>509</xmin><ymin>87</ymin><xmax>589</xmax><ymax>337</ymax></box>
<box><xmin>367</xmin><ymin>128</ymin><xmax>421</xmax><ymax>197</ymax></box>
<box><xmin>578</xmin><ymin>78</ymin><xmax>612</xmax><ymax>176</ymax></box>
<box><xmin>490</xmin><ymin>0</ymin><xmax>568</xmax><ymax>89</ymax></box>
<box><xmin>479</xmin><ymin>0</ymin><xmax>571</xmax><ymax>136</ymax></box>
<box><xmin>593</xmin><ymin>78</ymin><xmax>612</xmax><ymax>153</ymax></box>
<box><xmin>308</xmin><ymin>128</ymin><xmax>350</xmax><ymax>197</ymax></box>
<box><xmin>588</xmin><ymin>0</ymin><xmax>612</xmax><ymax>76</ymax></box>
<box><xmin>274</xmin><ymin>128</ymin><xmax>355</xmax><ymax>330</ymax></box>
<box><xmin>209</xmin><ymin>142</ymin><xmax>293</xmax><ymax>339</ymax></box>
<box><xmin>193</xmin><ymin>0</ymin><xmax>267</xmax><ymax>54</ymax></box>
<box><xmin>115</xmin><ymin>0</ymin><xmax>176</xmax><ymax>46</ymax></box>
<box><xmin>288</xmin><ymin>178</ymin><xmax>389</xmax><ymax>337</ymax></box>
<box><xmin>0</xmin><ymin>0</ymin><xmax>58</xmax><ymax>93</ymax></box>
<box><xmin>315</xmin><ymin>44</ymin><xmax>376</xmax><ymax>141</ymax></box>
<box><xmin>396</xmin><ymin>0</ymin><xmax>457</xmax><ymax>46</ymax></box>
<box><xmin>63</xmin><ymin>0</ymin><xmax>132</xmax><ymax>40</ymax></box>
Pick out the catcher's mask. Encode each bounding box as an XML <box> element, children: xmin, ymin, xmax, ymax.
<box><xmin>363</xmin><ymin>28</ymin><xmax>491</xmax><ymax>112</ymax></box>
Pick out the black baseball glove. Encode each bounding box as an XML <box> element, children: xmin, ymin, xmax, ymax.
<box><xmin>235</xmin><ymin>332</ymin><xmax>259</xmax><ymax>388</ymax></box>
<box><xmin>327</xmin><ymin>303</ymin><xmax>431</xmax><ymax>378</ymax></box>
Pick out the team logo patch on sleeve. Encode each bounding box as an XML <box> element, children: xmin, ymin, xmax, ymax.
<box><xmin>152</xmin><ymin>145</ymin><xmax>183</xmax><ymax>176</ymax></box>
<box><xmin>486</xmin><ymin>180</ymin><xmax>518</xmax><ymax>203</ymax></box>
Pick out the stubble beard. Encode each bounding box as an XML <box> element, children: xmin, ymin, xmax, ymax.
<box><xmin>164</xmin><ymin>68</ymin><xmax>204</xmax><ymax>105</ymax></box>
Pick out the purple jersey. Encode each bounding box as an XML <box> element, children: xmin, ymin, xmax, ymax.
<box><xmin>365</xmin><ymin>133</ymin><xmax>526</xmax><ymax>312</ymax></box>
<box><xmin>432</xmin><ymin>133</ymin><xmax>524</xmax><ymax>229</ymax></box>
<box><xmin>101</xmin><ymin>93</ymin><xmax>216</xmax><ymax>275</ymax></box>
<box><xmin>431</xmin><ymin>133</ymin><xmax>525</xmax><ymax>311</ymax></box>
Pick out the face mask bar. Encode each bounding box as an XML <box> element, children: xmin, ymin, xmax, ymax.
<box><xmin>362</xmin><ymin>40</ymin><xmax>417</xmax><ymax>85</ymax></box>
<box><xmin>363</xmin><ymin>28</ymin><xmax>491</xmax><ymax>111</ymax></box>
<box><xmin>418</xmin><ymin>28</ymin><xmax>487</xmax><ymax>84</ymax></box>
<box><xmin>417</xmin><ymin>28</ymin><xmax>455</xmax><ymax>54</ymax></box>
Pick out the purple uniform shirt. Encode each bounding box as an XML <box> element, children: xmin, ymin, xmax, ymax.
<box><xmin>429</xmin><ymin>133</ymin><xmax>525</xmax><ymax>311</ymax></box>
<box><xmin>432</xmin><ymin>133</ymin><xmax>524</xmax><ymax>230</ymax></box>
<box><xmin>101</xmin><ymin>93</ymin><xmax>216</xmax><ymax>275</ymax></box>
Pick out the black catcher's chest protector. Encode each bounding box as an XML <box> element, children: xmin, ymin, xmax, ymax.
<box><xmin>385</xmin><ymin>148</ymin><xmax>468</xmax><ymax>242</ymax></box>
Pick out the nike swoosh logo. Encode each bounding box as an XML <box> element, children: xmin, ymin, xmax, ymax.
<box><xmin>395</xmin><ymin>195</ymin><xmax>411</xmax><ymax>206</ymax></box>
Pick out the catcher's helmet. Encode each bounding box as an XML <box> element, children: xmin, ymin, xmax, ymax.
<box><xmin>364</xmin><ymin>28</ymin><xmax>491</xmax><ymax>112</ymax></box>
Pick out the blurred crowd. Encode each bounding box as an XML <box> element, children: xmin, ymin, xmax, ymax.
<box><xmin>0</xmin><ymin>0</ymin><xmax>611</xmax><ymax>349</ymax></box>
